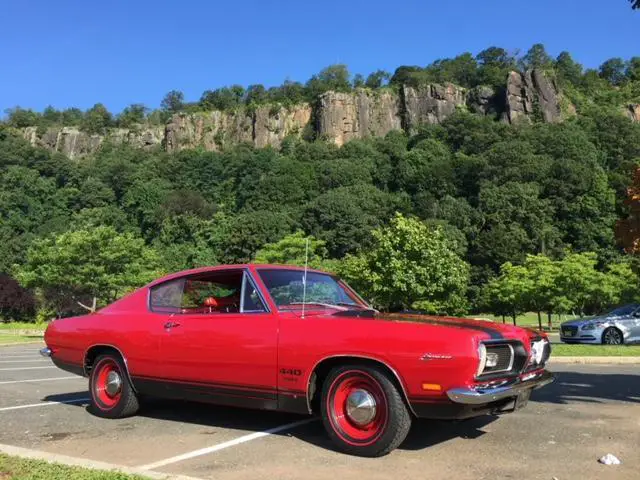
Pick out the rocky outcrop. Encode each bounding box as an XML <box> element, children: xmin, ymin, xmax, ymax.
<box><xmin>401</xmin><ymin>84</ymin><xmax>466</xmax><ymax>133</ymax></box>
<box><xmin>627</xmin><ymin>104</ymin><xmax>640</xmax><ymax>122</ymax></box>
<box><xmin>19</xmin><ymin>71</ymin><xmax>581</xmax><ymax>157</ymax></box>
<box><xmin>467</xmin><ymin>86</ymin><xmax>498</xmax><ymax>116</ymax></box>
<box><xmin>317</xmin><ymin>90</ymin><xmax>402</xmax><ymax>146</ymax></box>
<box><xmin>503</xmin><ymin>70</ymin><xmax>562</xmax><ymax>124</ymax></box>
<box><xmin>253</xmin><ymin>105</ymin><xmax>312</xmax><ymax>148</ymax></box>
<box><xmin>164</xmin><ymin>105</ymin><xmax>312</xmax><ymax>152</ymax></box>
<box><xmin>22</xmin><ymin>125</ymin><xmax>164</xmax><ymax>159</ymax></box>
<box><xmin>164</xmin><ymin>111</ymin><xmax>252</xmax><ymax>152</ymax></box>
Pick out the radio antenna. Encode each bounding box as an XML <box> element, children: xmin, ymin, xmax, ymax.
<box><xmin>301</xmin><ymin>236</ymin><xmax>309</xmax><ymax>319</ymax></box>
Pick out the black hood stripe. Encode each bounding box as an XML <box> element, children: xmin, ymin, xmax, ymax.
<box><xmin>386</xmin><ymin>311</ymin><xmax>504</xmax><ymax>340</ymax></box>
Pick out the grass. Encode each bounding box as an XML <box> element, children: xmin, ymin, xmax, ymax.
<box><xmin>0</xmin><ymin>322</ymin><xmax>46</xmax><ymax>331</ymax></box>
<box><xmin>552</xmin><ymin>344</ymin><xmax>640</xmax><ymax>356</ymax></box>
<box><xmin>0</xmin><ymin>454</ymin><xmax>146</xmax><ymax>480</ymax></box>
<box><xmin>0</xmin><ymin>334</ymin><xmax>43</xmax><ymax>345</ymax></box>
<box><xmin>474</xmin><ymin>312</ymin><xmax>573</xmax><ymax>330</ymax></box>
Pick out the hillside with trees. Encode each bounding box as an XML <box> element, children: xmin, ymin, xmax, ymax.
<box><xmin>2</xmin><ymin>44</ymin><xmax>640</xmax><ymax>322</ymax></box>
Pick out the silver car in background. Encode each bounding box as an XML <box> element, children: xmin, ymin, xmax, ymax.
<box><xmin>560</xmin><ymin>304</ymin><xmax>640</xmax><ymax>345</ymax></box>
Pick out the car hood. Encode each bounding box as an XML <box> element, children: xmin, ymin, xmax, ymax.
<box><xmin>332</xmin><ymin>311</ymin><xmax>540</xmax><ymax>341</ymax></box>
<box><xmin>562</xmin><ymin>315</ymin><xmax>621</xmax><ymax>327</ymax></box>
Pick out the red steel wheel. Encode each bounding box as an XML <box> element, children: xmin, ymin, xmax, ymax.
<box><xmin>93</xmin><ymin>358</ymin><xmax>123</xmax><ymax>410</ymax></box>
<box><xmin>327</xmin><ymin>370</ymin><xmax>388</xmax><ymax>446</ymax></box>
<box><xmin>89</xmin><ymin>353</ymin><xmax>139</xmax><ymax>419</ymax></box>
<box><xmin>321</xmin><ymin>364</ymin><xmax>412</xmax><ymax>457</ymax></box>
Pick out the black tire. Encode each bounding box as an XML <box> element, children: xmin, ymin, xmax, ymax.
<box><xmin>320</xmin><ymin>364</ymin><xmax>412</xmax><ymax>457</ymax></box>
<box><xmin>89</xmin><ymin>353</ymin><xmax>139</xmax><ymax>418</ymax></box>
<box><xmin>602</xmin><ymin>327</ymin><xmax>624</xmax><ymax>345</ymax></box>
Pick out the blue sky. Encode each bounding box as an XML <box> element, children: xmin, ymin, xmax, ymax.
<box><xmin>1</xmin><ymin>0</ymin><xmax>637</xmax><ymax>114</ymax></box>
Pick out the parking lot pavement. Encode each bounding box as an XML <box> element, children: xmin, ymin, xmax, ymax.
<box><xmin>1</xmin><ymin>343</ymin><xmax>638</xmax><ymax>480</ymax></box>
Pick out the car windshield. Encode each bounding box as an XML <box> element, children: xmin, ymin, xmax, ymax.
<box><xmin>606</xmin><ymin>304</ymin><xmax>639</xmax><ymax>317</ymax></box>
<box><xmin>257</xmin><ymin>269</ymin><xmax>365</xmax><ymax>310</ymax></box>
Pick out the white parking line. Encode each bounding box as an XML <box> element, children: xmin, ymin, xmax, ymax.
<box><xmin>0</xmin><ymin>355</ymin><xmax>41</xmax><ymax>359</ymax></box>
<box><xmin>138</xmin><ymin>417</ymin><xmax>317</xmax><ymax>470</ymax></box>
<box><xmin>0</xmin><ymin>366</ymin><xmax>56</xmax><ymax>371</ymax></box>
<box><xmin>0</xmin><ymin>397</ymin><xmax>90</xmax><ymax>412</ymax></box>
<box><xmin>0</xmin><ymin>376</ymin><xmax>78</xmax><ymax>385</ymax></box>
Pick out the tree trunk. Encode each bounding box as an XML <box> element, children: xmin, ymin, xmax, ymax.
<box><xmin>512</xmin><ymin>311</ymin><xmax>517</xmax><ymax>326</ymax></box>
<box><xmin>537</xmin><ymin>311</ymin><xmax>542</xmax><ymax>330</ymax></box>
<box><xmin>547</xmin><ymin>311</ymin><xmax>552</xmax><ymax>329</ymax></box>
<box><xmin>501</xmin><ymin>315</ymin><xmax>506</xmax><ymax>324</ymax></box>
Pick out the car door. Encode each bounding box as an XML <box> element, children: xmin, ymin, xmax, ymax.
<box><xmin>629</xmin><ymin>307</ymin><xmax>640</xmax><ymax>341</ymax></box>
<box><xmin>159</xmin><ymin>270</ymin><xmax>278</xmax><ymax>408</ymax></box>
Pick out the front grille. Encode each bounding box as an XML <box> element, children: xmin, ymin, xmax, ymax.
<box><xmin>562</xmin><ymin>326</ymin><xmax>578</xmax><ymax>337</ymax></box>
<box><xmin>483</xmin><ymin>344</ymin><xmax>513</xmax><ymax>374</ymax></box>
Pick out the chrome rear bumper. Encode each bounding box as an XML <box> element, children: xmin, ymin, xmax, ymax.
<box><xmin>447</xmin><ymin>370</ymin><xmax>554</xmax><ymax>405</ymax></box>
<box><xmin>39</xmin><ymin>347</ymin><xmax>52</xmax><ymax>357</ymax></box>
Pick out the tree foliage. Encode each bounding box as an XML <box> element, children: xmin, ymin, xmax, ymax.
<box><xmin>340</xmin><ymin>214</ymin><xmax>469</xmax><ymax>313</ymax></box>
<box><xmin>14</xmin><ymin>226</ymin><xmax>162</xmax><ymax>315</ymax></box>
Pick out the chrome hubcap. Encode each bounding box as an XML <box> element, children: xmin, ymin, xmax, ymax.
<box><xmin>345</xmin><ymin>389</ymin><xmax>377</xmax><ymax>425</ymax></box>
<box><xmin>105</xmin><ymin>370</ymin><xmax>122</xmax><ymax>396</ymax></box>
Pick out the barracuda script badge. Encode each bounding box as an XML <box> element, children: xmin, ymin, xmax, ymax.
<box><xmin>420</xmin><ymin>353</ymin><xmax>454</xmax><ymax>361</ymax></box>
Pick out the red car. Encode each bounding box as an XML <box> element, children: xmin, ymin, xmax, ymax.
<box><xmin>41</xmin><ymin>264</ymin><xmax>553</xmax><ymax>457</ymax></box>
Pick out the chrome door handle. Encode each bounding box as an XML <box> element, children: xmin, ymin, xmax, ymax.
<box><xmin>164</xmin><ymin>321</ymin><xmax>181</xmax><ymax>329</ymax></box>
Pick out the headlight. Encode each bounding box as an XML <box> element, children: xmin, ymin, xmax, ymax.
<box><xmin>582</xmin><ymin>322</ymin><xmax>603</xmax><ymax>331</ymax></box>
<box><xmin>530</xmin><ymin>339</ymin><xmax>547</xmax><ymax>364</ymax></box>
<box><xmin>477</xmin><ymin>343</ymin><xmax>487</xmax><ymax>376</ymax></box>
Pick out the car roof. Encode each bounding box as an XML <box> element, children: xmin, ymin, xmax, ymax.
<box><xmin>147</xmin><ymin>264</ymin><xmax>331</xmax><ymax>288</ymax></box>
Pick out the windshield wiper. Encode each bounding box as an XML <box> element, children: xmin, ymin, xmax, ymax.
<box><xmin>287</xmin><ymin>302</ymin><xmax>348</xmax><ymax>310</ymax></box>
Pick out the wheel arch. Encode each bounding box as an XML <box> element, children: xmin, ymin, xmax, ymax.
<box><xmin>601</xmin><ymin>326</ymin><xmax>625</xmax><ymax>345</ymax></box>
<box><xmin>84</xmin><ymin>344</ymin><xmax>136</xmax><ymax>392</ymax></box>
<box><xmin>306</xmin><ymin>355</ymin><xmax>416</xmax><ymax>416</ymax></box>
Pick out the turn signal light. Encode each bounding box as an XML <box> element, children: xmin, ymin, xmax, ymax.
<box><xmin>421</xmin><ymin>383</ymin><xmax>442</xmax><ymax>391</ymax></box>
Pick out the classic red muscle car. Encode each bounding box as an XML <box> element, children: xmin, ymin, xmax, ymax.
<box><xmin>41</xmin><ymin>264</ymin><xmax>553</xmax><ymax>457</ymax></box>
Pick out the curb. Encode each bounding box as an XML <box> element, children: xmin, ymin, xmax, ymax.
<box><xmin>550</xmin><ymin>356</ymin><xmax>640</xmax><ymax>364</ymax></box>
<box><xmin>0</xmin><ymin>443</ymin><xmax>205</xmax><ymax>480</ymax></box>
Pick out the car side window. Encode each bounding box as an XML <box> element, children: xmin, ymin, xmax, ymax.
<box><xmin>241</xmin><ymin>273</ymin><xmax>267</xmax><ymax>313</ymax></box>
<box><xmin>149</xmin><ymin>278</ymin><xmax>184</xmax><ymax>313</ymax></box>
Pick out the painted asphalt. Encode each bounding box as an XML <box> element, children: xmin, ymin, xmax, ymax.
<box><xmin>0</xmin><ymin>343</ymin><xmax>638</xmax><ymax>480</ymax></box>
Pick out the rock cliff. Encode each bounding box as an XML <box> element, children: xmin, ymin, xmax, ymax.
<box><xmin>21</xmin><ymin>69</ymin><xmax>576</xmax><ymax>158</ymax></box>
<box><xmin>22</xmin><ymin>125</ymin><xmax>164</xmax><ymax>159</ymax></box>
<box><xmin>627</xmin><ymin>104</ymin><xmax>640</xmax><ymax>123</ymax></box>
<box><xmin>502</xmin><ymin>70</ymin><xmax>562</xmax><ymax>124</ymax></box>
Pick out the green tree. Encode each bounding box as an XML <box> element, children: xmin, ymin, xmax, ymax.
<box><xmin>81</xmin><ymin>103</ymin><xmax>113</xmax><ymax>134</ymax></box>
<box><xmin>160</xmin><ymin>90</ymin><xmax>185</xmax><ymax>113</ymax></box>
<box><xmin>118</xmin><ymin>103</ymin><xmax>148</xmax><ymax>127</ymax></box>
<box><xmin>4</xmin><ymin>107</ymin><xmax>40</xmax><ymax>128</ymax></box>
<box><xmin>555</xmin><ymin>51</ymin><xmax>583</xmax><ymax>86</ymax></box>
<box><xmin>480</xmin><ymin>263</ymin><xmax>528</xmax><ymax>325</ymax></box>
<box><xmin>15</xmin><ymin>226</ymin><xmax>161</xmax><ymax>315</ymax></box>
<box><xmin>200</xmin><ymin>85</ymin><xmax>245</xmax><ymax>111</ymax></box>
<box><xmin>365</xmin><ymin>70</ymin><xmax>391</xmax><ymax>89</ymax></box>
<box><xmin>254</xmin><ymin>231</ymin><xmax>336</xmax><ymax>271</ymax></box>
<box><xmin>340</xmin><ymin>213</ymin><xmax>469</xmax><ymax>313</ymax></box>
<box><xmin>520</xmin><ymin>43</ymin><xmax>554</xmax><ymax>71</ymax></box>
<box><xmin>306</xmin><ymin>65</ymin><xmax>352</xmax><ymax>97</ymax></box>
<box><xmin>599</xmin><ymin>58</ymin><xmax>627</xmax><ymax>86</ymax></box>
<box><xmin>476</xmin><ymin>47</ymin><xmax>517</xmax><ymax>88</ymax></box>
<box><xmin>626</xmin><ymin>57</ymin><xmax>640</xmax><ymax>82</ymax></box>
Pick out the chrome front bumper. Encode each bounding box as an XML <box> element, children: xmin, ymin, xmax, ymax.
<box><xmin>39</xmin><ymin>347</ymin><xmax>52</xmax><ymax>357</ymax></box>
<box><xmin>447</xmin><ymin>370</ymin><xmax>554</xmax><ymax>405</ymax></box>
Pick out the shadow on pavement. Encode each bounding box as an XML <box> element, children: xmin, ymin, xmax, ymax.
<box><xmin>43</xmin><ymin>368</ymin><xmax>639</xmax><ymax>453</ymax></box>
<box><xmin>531</xmin><ymin>369</ymin><xmax>640</xmax><ymax>405</ymax></box>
